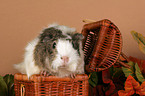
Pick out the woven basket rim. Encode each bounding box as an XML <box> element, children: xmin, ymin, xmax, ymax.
<box><xmin>14</xmin><ymin>73</ymin><xmax>89</xmax><ymax>82</ymax></box>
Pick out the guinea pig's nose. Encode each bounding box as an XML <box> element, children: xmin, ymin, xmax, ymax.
<box><xmin>61</xmin><ymin>56</ymin><xmax>69</xmax><ymax>63</ymax></box>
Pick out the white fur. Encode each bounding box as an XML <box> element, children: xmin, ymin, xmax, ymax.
<box><xmin>51</xmin><ymin>39</ymin><xmax>79</xmax><ymax>72</ymax></box>
<box><xmin>14</xmin><ymin>38</ymin><xmax>41</xmax><ymax>79</ymax></box>
<box><xmin>76</xmin><ymin>42</ymin><xmax>85</xmax><ymax>74</ymax></box>
<box><xmin>48</xmin><ymin>23</ymin><xmax>58</xmax><ymax>28</ymax></box>
<box><xmin>48</xmin><ymin>23</ymin><xmax>76</xmax><ymax>34</ymax></box>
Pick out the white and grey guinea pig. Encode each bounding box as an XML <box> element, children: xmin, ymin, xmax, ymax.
<box><xmin>14</xmin><ymin>24</ymin><xmax>85</xmax><ymax>79</ymax></box>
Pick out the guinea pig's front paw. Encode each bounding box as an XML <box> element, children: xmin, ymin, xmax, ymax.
<box><xmin>40</xmin><ymin>70</ymin><xmax>50</xmax><ymax>77</ymax></box>
<box><xmin>70</xmin><ymin>73</ymin><xmax>76</xmax><ymax>78</ymax></box>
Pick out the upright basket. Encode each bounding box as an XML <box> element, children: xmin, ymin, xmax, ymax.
<box><xmin>14</xmin><ymin>73</ymin><xmax>89</xmax><ymax>96</ymax></box>
<box><xmin>82</xmin><ymin>19</ymin><xmax>123</xmax><ymax>72</ymax></box>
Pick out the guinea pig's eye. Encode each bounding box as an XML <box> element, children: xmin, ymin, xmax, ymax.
<box><xmin>52</xmin><ymin>42</ymin><xmax>56</xmax><ymax>49</ymax></box>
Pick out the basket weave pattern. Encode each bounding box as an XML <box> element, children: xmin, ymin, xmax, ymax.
<box><xmin>82</xmin><ymin>19</ymin><xmax>122</xmax><ymax>72</ymax></box>
<box><xmin>14</xmin><ymin>73</ymin><xmax>89</xmax><ymax>96</ymax></box>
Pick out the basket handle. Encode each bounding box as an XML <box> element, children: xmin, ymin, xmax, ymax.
<box><xmin>81</xmin><ymin>19</ymin><xmax>111</xmax><ymax>47</ymax></box>
<box><xmin>20</xmin><ymin>84</ymin><xmax>25</xmax><ymax>96</ymax></box>
<box><xmin>82</xmin><ymin>19</ymin><xmax>107</xmax><ymax>37</ymax></box>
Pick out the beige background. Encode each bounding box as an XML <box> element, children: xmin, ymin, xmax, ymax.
<box><xmin>0</xmin><ymin>0</ymin><xmax>145</xmax><ymax>76</ymax></box>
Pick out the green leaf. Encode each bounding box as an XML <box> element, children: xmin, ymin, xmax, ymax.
<box><xmin>109</xmin><ymin>66</ymin><xmax>124</xmax><ymax>78</ymax></box>
<box><xmin>9</xmin><ymin>75</ymin><xmax>14</xmax><ymax>96</ymax></box>
<box><xmin>138</xmin><ymin>41</ymin><xmax>145</xmax><ymax>54</ymax></box>
<box><xmin>88</xmin><ymin>79</ymin><xmax>96</xmax><ymax>87</ymax></box>
<box><xmin>88</xmin><ymin>72</ymin><xmax>98</xmax><ymax>87</ymax></box>
<box><xmin>108</xmin><ymin>66</ymin><xmax>114</xmax><ymax>77</ymax></box>
<box><xmin>0</xmin><ymin>76</ymin><xmax>8</xmax><ymax>96</ymax></box>
<box><xmin>131</xmin><ymin>31</ymin><xmax>145</xmax><ymax>54</ymax></box>
<box><xmin>91</xmin><ymin>72</ymin><xmax>98</xmax><ymax>84</ymax></box>
<box><xmin>131</xmin><ymin>31</ymin><xmax>145</xmax><ymax>45</ymax></box>
<box><xmin>10</xmin><ymin>85</ymin><xmax>15</xmax><ymax>96</ymax></box>
<box><xmin>135</xmin><ymin>63</ymin><xmax>145</xmax><ymax>83</ymax></box>
<box><xmin>3</xmin><ymin>74</ymin><xmax>10</xmax><ymax>85</ymax></box>
<box><xmin>131</xmin><ymin>31</ymin><xmax>139</xmax><ymax>43</ymax></box>
<box><xmin>112</xmin><ymin>67</ymin><xmax>123</xmax><ymax>78</ymax></box>
<box><xmin>3</xmin><ymin>74</ymin><xmax>15</xmax><ymax>96</ymax></box>
<box><xmin>122</xmin><ymin>61</ymin><xmax>136</xmax><ymax>78</ymax></box>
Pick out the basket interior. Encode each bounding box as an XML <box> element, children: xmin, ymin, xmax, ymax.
<box><xmin>82</xmin><ymin>19</ymin><xmax>122</xmax><ymax>72</ymax></box>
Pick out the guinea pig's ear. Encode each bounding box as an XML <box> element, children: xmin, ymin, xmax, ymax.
<box><xmin>41</xmin><ymin>28</ymin><xmax>62</xmax><ymax>41</ymax></box>
<box><xmin>72</xmin><ymin>33</ymin><xmax>84</xmax><ymax>41</ymax></box>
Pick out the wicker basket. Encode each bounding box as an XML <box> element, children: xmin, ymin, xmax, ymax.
<box><xmin>82</xmin><ymin>19</ymin><xmax>123</xmax><ymax>72</ymax></box>
<box><xmin>14</xmin><ymin>19</ymin><xmax>127</xmax><ymax>96</ymax></box>
<box><xmin>14</xmin><ymin>73</ymin><xmax>89</xmax><ymax>96</ymax></box>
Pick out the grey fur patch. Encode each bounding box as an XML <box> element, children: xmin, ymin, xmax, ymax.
<box><xmin>72</xmin><ymin>33</ymin><xmax>84</xmax><ymax>55</ymax></box>
<box><xmin>34</xmin><ymin>28</ymin><xmax>63</xmax><ymax>68</ymax></box>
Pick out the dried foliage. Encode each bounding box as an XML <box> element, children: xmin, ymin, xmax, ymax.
<box><xmin>118</xmin><ymin>75</ymin><xmax>145</xmax><ymax>96</ymax></box>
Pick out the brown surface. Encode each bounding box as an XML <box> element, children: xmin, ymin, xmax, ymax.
<box><xmin>0</xmin><ymin>0</ymin><xmax>145</xmax><ymax>75</ymax></box>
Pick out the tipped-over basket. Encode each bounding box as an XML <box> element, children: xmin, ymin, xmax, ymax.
<box><xmin>82</xmin><ymin>19</ymin><xmax>128</xmax><ymax>72</ymax></box>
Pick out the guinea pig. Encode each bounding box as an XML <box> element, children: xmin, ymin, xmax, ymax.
<box><xmin>14</xmin><ymin>24</ymin><xmax>85</xmax><ymax>79</ymax></box>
